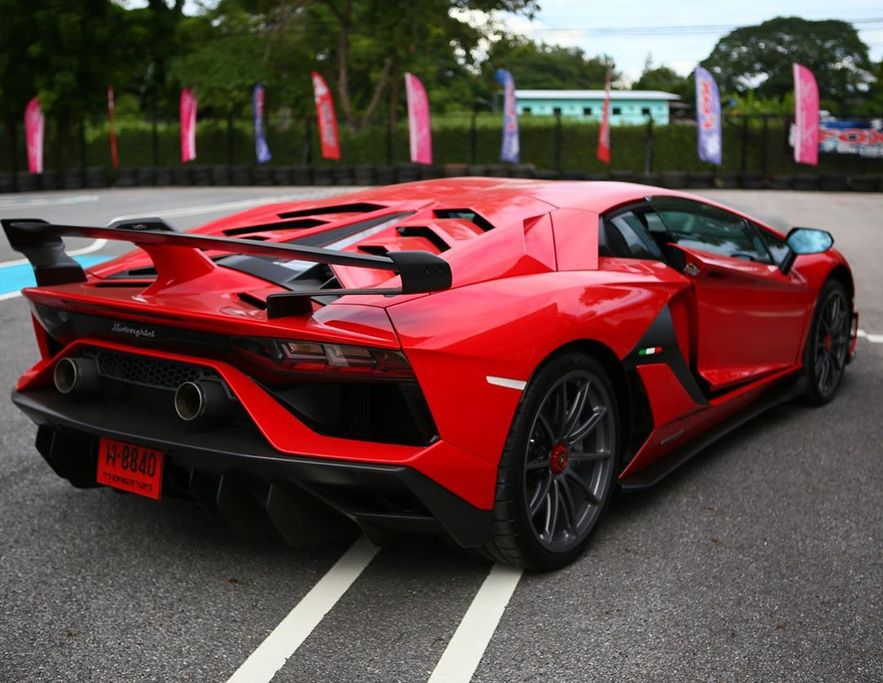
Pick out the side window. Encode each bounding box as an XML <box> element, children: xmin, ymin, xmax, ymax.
<box><xmin>650</xmin><ymin>198</ymin><xmax>771</xmax><ymax>263</ymax></box>
<box><xmin>600</xmin><ymin>210</ymin><xmax>664</xmax><ymax>261</ymax></box>
<box><xmin>754</xmin><ymin>225</ymin><xmax>790</xmax><ymax>265</ymax></box>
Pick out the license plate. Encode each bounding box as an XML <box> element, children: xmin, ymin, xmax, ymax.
<box><xmin>96</xmin><ymin>438</ymin><xmax>164</xmax><ymax>500</ymax></box>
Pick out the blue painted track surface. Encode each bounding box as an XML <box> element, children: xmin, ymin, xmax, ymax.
<box><xmin>0</xmin><ymin>256</ymin><xmax>109</xmax><ymax>297</ymax></box>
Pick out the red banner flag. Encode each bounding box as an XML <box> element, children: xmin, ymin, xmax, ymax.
<box><xmin>597</xmin><ymin>70</ymin><xmax>611</xmax><ymax>164</ymax></box>
<box><xmin>24</xmin><ymin>97</ymin><xmax>44</xmax><ymax>174</ymax></box>
<box><xmin>311</xmin><ymin>71</ymin><xmax>341</xmax><ymax>160</ymax></box>
<box><xmin>405</xmin><ymin>73</ymin><xmax>432</xmax><ymax>164</ymax></box>
<box><xmin>107</xmin><ymin>85</ymin><xmax>119</xmax><ymax>169</ymax></box>
<box><xmin>793</xmin><ymin>64</ymin><xmax>819</xmax><ymax>166</ymax></box>
<box><xmin>179</xmin><ymin>88</ymin><xmax>197</xmax><ymax>163</ymax></box>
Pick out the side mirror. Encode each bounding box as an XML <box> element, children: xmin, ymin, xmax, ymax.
<box><xmin>779</xmin><ymin>227</ymin><xmax>834</xmax><ymax>274</ymax></box>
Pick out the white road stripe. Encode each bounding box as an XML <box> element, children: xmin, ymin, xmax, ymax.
<box><xmin>428</xmin><ymin>564</ymin><xmax>523</xmax><ymax>683</ymax></box>
<box><xmin>0</xmin><ymin>194</ymin><xmax>99</xmax><ymax>209</ymax></box>
<box><xmin>0</xmin><ymin>237</ymin><xmax>108</xmax><ymax>269</ymax></box>
<box><xmin>858</xmin><ymin>329</ymin><xmax>883</xmax><ymax>344</ymax></box>
<box><xmin>226</xmin><ymin>536</ymin><xmax>378</xmax><ymax>683</ymax></box>
<box><xmin>0</xmin><ymin>291</ymin><xmax>23</xmax><ymax>302</ymax></box>
<box><xmin>128</xmin><ymin>193</ymin><xmax>324</xmax><ymax>220</ymax></box>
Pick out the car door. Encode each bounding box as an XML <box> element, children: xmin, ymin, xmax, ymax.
<box><xmin>647</xmin><ymin>196</ymin><xmax>812</xmax><ymax>392</ymax></box>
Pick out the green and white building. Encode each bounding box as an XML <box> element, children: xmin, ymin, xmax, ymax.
<box><xmin>514</xmin><ymin>90</ymin><xmax>680</xmax><ymax>125</ymax></box>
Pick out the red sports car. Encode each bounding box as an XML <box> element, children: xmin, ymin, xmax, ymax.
<box><xmin>3</xmin><ymin>179</ymin><xmax>858</xmax><ymax>569</ymax></box>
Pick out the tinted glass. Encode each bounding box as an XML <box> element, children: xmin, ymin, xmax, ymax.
<box><xmin>600</xmin><ymin>211</ymin><xmax>664</xmax><ymax>261</ymax></box>
<box><xmin>755</xmin><ymin>226</ymin><xmax>790</xmax><ymax>264</ymax></box>
<box><xmin>650</xmin><ymin>198</ymin><xmax>771</xmax><ymax>263</ymax></box>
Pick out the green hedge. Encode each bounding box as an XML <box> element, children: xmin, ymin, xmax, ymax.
<box><xmin>1</xmin><ymin>114</ymin><xmax>879</xmax><ymax>176</ymax></box>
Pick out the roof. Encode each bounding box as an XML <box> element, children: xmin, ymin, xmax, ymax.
<box><xmin>318</xmin><ymin>177</ymin><xmax>661</xmax><ymax>215</ymax></box>
<box><xmin>515</xmin><ymin>89</ymin><xmax>680</xmax><ymax>101</ymax></box>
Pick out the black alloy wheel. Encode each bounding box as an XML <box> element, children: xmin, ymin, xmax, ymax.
<box><xmin>481</xmin><ymin>352</ymin><xmax>619</xmax><ymax>570</ymax></box>
<box><xmin>803</xmin><ymin>279</ymin><xmax>851</xmax><ymax>405</ymax></box>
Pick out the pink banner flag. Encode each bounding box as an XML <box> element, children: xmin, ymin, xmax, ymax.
<box><xmin>793</xmin><ymin>64</ymin><xmax>819</xmax><ymax>166</ymax></box>
<box><xmin>107</xmin><ymin>85</ymin><xmax>119</xmax><ymax>169</ymax></box>
<box><xmin>597</xmin><ymin>70</ymin><xmax>611</xmax><ymax>164</ymax></box>
<box><xmin>311</xmin><ymin>72</ymin><xmax>341</xmax><ymax>160</ymax></box>
<box><xmin>24</xmin><ymin>97</ymin><xmax>44</xmax><ymax>174</ymax></box>
<box><xmin>179</xmin><ymin>88</ymin><xmax>197</xmax><ymax>163</ymax></box>
<box><xmin>405</xmin><ymin>73</ymin><xmax>432</xmax><ymax>164</ymax></box>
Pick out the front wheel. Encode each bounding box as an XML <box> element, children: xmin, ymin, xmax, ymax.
<box><xmin>801</xmin><ymin>279</ymin><xmax>851</xmax><ymax>406</ymax></box>
<box><xmin>481</xmin><ymin>352</ymin><xmax>619</xmax><ymax>570</ymax></box>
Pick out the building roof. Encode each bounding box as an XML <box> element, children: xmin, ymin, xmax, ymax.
<box><xmin>515</xmin><ymin>89</ymin><xmax>680</xmax><ymax>101</ymax></box>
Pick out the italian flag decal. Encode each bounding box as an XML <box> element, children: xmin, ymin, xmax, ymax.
<box><xmin>638</xmin><ymin>346</ymin><xmax>663</xmax><ymax>357</ymax></box>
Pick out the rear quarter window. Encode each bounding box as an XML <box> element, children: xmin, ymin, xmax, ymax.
<box><xmin>600</xmin><ymin>211</ymin><xmax>663</xmax><ymax>261</ymax></box>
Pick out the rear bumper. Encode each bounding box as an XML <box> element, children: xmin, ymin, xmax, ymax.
<box><xmin>12</xmin><ymin>388</ymin><xmax>492</xmax><ymax>548</ymax></box>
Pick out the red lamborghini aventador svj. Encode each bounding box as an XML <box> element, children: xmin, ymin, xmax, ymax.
<box><xmin>3</xmin><ymin>179</ymin><xmax>859</xmax><ymax>569</ymax></box>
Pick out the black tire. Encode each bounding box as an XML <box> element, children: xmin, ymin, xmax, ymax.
<box><xmin>480</xmin><ymin>352</ymin><xmax>620</xmax><ymax>570</ymax></box>
<box><xmin>801</xmin><ymin>279</ymin><xmax>851</xmax><ymax>406</ymax></box>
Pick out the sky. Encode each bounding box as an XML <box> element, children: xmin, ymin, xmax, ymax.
<box><xmin>498</xmin><ymin>0</ymin><xmax>883</xmax><ymax>81</ymax></box>
<box><xmin>121</xmin><ymin>0</ymin><xmax>883</xmax><ymax>83</ymax></box>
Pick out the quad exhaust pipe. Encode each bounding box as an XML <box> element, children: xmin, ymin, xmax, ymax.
<box><xmin>174</xmin><ymin>380</ymin><xmax>231</xmax><ymax>424</ymax></box>
<box><xmin>53</xmin><ymin>357</ymin><xmax>99</xmax><ymax>396</ymax></box>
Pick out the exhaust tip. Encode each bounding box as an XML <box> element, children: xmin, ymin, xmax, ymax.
<box><xmin>54</xmin><ymin>357</ymin><xmax>99</xmax><ymax>395</ymax></box>
<box><xmin>174</xmin><ymin>381</ymin><xmax>205</xmax><ymax>422</ymax></box>
<box><xmin>53</xmin><ymin>358</ymin><xmax>78</xmax><ymax>394</ymax></box>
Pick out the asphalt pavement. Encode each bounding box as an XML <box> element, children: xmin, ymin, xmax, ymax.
<box><xmin>0</xmin><ymin>186</ymin><xmax>880</xmax><ymax>682</ymax></box>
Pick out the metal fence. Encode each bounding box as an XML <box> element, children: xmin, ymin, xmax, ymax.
<box><xmin>1</xmin><ymin>111</ymin><xmax>881</xmax><ymax>192</ymax></box>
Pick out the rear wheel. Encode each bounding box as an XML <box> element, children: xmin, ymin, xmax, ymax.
<box><xmin>802</xmin><ymin>279</ymin><xmax>851</xmax><ymax>406</ymax></box>
<box><xmin>481</xmin><ymin>352</ymin><xmax>619</xmax><ymax>570</ymax></box>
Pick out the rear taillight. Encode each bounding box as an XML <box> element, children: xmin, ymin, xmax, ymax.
<box><xmin>235</xmin><ymin>338</ymin><xmax>415</xmax><ymax>380</ymax></box>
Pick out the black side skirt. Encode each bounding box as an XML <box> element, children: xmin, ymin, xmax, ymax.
<box><xmin>619</xmin><ymin>374</ymin><xmax>806</xmax><ymax>489</ymax></box>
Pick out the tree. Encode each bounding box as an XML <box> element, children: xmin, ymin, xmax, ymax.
<box><xmin>169</xmin><ymin>1</ymin><xmax>315</xmax><ymax>117</ymax></box>
<box><xmin>633</xmin><ymin>56</ymin><xmax>689</xmax><ymax>101</ymax></box>
<box><xmin>315</xmin><ymin>0</ymin><xmax>539</xmax><ymax>132</ymax></box>
<box><xmin>855</xmin><ymin>59</ymin><xmax>883</xmax><ymax>115</ymax></box>
<box><xmin>0</xmin><ymin>0</ymin><xmax>129</xmax><ymax>166</ymax></box>
<box><xmin>482</xmin><ymin>36</ymin><xmax>615</xmax><ymax>91</ymax></box>
<box><xmin>700</xmin><ymin>17</ymin><xmax>874</xmax><ymax>109</ymax></box>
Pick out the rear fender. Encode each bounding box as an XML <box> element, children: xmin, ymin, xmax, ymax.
<box><xmin>388</xmin><ymin>269</ymin><xmax>685</xmax><ymax>465</ymax></box>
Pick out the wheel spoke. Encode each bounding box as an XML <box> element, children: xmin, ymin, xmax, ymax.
<box><xmin>566</xmin><ymin>406</ymin><xmax>606</xmax><ymax>446</ymax></box>
<box><xmin>525</xmin><ymin>458</ymin><xmax>548</xmax><ymax>471</ymax></box>
<box><xmin>529</xmin><ymin>472</ymin><xmax>552</xmax><ymax>516</ymax></box>
<box><xmin>561</xmin><ymin>381</ymin><xmax>590</xmax><ymax>439</ymax></box>
<box><xmin>569</xmin><ymin>450</ymin><xmax>610</xmax><ymax>463</ymax></box>
<box><xmin>830</xmin><ymin>350</ymin><xmax>843</xmax><ymax>371</ymax></box>
<box><xmin>535</xmin><ymin>413</ymin><xmax>556</xmax><ymax>446</ymax></box>
<box><xmin>830</xmin><ymin>297</ymin><xmax>840</xmax><ymax>327</ymax></box>
<box><xmin>550</xmin><ymin>385</ymin><xmax>567</xmax><ymax>437</ymax></box>
<box><xmin>818</xmin><ymin>354</ymin><xmax>831</xmax><ymax>390</ymax></box>
<box><xmin>564</xmin><ymin>469</ymin><xmax>599</xmax><ymax>505</ymax></box>
<box><xmin>558</xmin><ymin>480</ymin><xmax>577</xmax><ymax>532</ymax></box>
<box><xmin>546</xmin><ymin>481</ymin><xmax>560</xmax><ymax>538</ymax></box>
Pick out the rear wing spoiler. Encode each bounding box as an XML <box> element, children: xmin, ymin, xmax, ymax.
<box><xmin>1</xmin><ymin>218</ymin><xmax>452</xmax><ymax>318</ymax></box>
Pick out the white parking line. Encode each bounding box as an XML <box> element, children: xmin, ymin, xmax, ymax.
<box><xmin>0</xmin><ymin>237</ymin><xmax>109</xmax><ymax>269</ymax></box>
<box><xmin>226</xmin><ymin>536</ymin><xmax>379</xmax><ymax>683</ymax></box>
<box><xmin>0</xmin><ymin>194</ymin><xmax>99</xmax><ymax>209</ymax></box>
<box><xmin>858</xmin><ymin>329</ymin><xmax>883</xmax><ymax>344</ymax></box>
<box><xmin>428</xmin><ymin>564</ymin><xmax>523</xmax><ymax>683</ymax></box>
